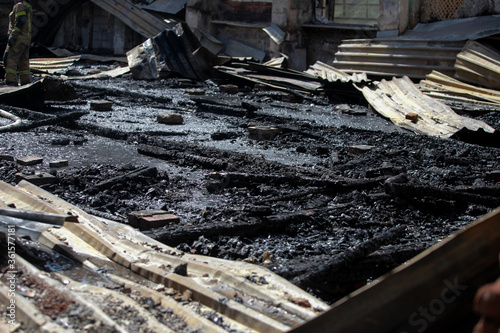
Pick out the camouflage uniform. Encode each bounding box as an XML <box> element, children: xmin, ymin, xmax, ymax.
<box><xmin>3</xmin><ymin>0</ymin><xmax>32</xmax><ymax>86</ymax></box>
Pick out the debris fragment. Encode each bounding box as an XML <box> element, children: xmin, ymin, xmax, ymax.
<box><xmin>157</xmin><ymin>112</ymin><xmax>184</xmax><ymax>125</ymax></box>
<box><xmin>128</xmin><ymin>209</ymin><xmax>180</xmax><ymax>230</ymax></box>
<box><xmin>405</xmin><ymin>112</ymin><xmax>419</xmax><ymax>123</ymax></box>
<box><xmin>127</xmin><ymin>22</ymin><xmax>217</xmax><ymax>80</ymax></box>
<box><xmin>16</xmin><ymin>156</ymin><xmax>43</xmax><ymax>166</ymax></box>
<box><xmin>90</xmin><ymin>100</ymin><xmax>114</xmax><ymax>111</ymax></box>
<box><xmin>49</xmin><ymin>160</ymin><xmax>69</xmax><ymax>168</ymax></box>
<box><xmin>15</xmin><ymin>172</ymin><xmax>57</xmax><ymax>186</ymax></box>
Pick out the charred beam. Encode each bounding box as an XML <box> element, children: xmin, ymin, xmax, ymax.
<box><xmin>0</xmin><ymin>111</ymin><xmax>87</xmax><ymax>133</ymax></box>
<box><xmin>138</xmin><ymin>144</ymin><xmax>227</xmax><ymax>170</ymax></box>
<box><xmin>207</xmin><ymin>172</ymin><xmax>388</xmax><ymax>192</ymax></box>
<box><xmin>85</xmin><ymin>166</ymin><xmax>158</xmax><ymax>194</ymax></box>
<box><xmin>385</xmin><ymin>182</ymin><xmax>500</xmax><ymax>207</ymax></box>
<box><xmin>292</xmin><ymin>225</ymin><xmax>407</xmax><ymax>289</ymax></box>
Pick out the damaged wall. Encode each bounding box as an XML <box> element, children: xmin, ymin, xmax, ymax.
<box><xmin>51</xmin><ymin>3</ymin><xmax>144</xmax><ymax>55</ymax></box>
<box><xmin>420</xmin><ymin>0</ymin><xmax>500</xmax><ymax>22</ymax></box>
<box><xmin>186</xmin><ymin>0</ymin><xmax>313</xmax><ymax>70</ymax></box>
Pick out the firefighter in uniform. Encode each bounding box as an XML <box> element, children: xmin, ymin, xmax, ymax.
<box><xmin>3</xmin><ymin>0</ymin><xmax>32</xmax><ymax>86</ymax></box>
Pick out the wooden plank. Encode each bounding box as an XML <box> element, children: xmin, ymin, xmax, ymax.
<box><xmin>290</xmin><ymin>207</ymin><xmax>500</xmax><ymax>333</ymax></box>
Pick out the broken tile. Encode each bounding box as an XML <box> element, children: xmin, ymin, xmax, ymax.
<box><xmin>157</xmin><ymin>112</ymin><xmax>184</xmax><ymax>125</ymax></box>
<box><xmin>16</xmin><ymin>156</ymin><xmax>43</xmax><ymax>166</ymax></box>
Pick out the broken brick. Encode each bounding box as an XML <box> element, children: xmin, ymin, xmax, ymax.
<box><xmin>128</xmin><ymin>209</ymin><xmax>180</xmax><ymax>230</ymax></box>
<box><xmin>219</xmin><ymin>84</ymin><xmax>239</xmax><ymax>94</ymax></box>
<box><xmin>157</xmin><ymin>112</ymin><xmax>184</xmax><ymax>125</ymax></box>
<box><xmin>0</xmin><ymin>154</ymin><xmax>14</xmax><ymax>161</ymax></box>
<box><xmin>15</xmin><ymin>172</ymin><xmax>57</xmax><ymax>185</ymax></box>
<box><xmin>248</xmin><ymin>126</ymin><xmax>281</xmax><ymax>141</ymax></box>
<box><xmin>485</xmin><ymin>170</ymin><xmax>500</xmax><ymax>182</ymax></box>
<box><xmin>405</xmin><ymin>112</ymin><xmax>419</xmax><ymax>123</ymax></box>
<box><xmin>90</xmin><ymin>100</ymin><xmax>113</xmax><ymax>111</ymax></box>
<box><xmin>50</xmin><ymin>160</ymin><xmax>69</xmax><ymax>168</ymax></box>
<box><xmin>16</xmin><ymin>156</ymin><xmax>43</xmax><ymax>166</ymax></box>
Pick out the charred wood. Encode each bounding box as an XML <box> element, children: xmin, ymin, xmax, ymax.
<box><xmin>207</xmin><ymin>171</ymin><xmax>388</xmax><ymax>192</ymax></box>
<box><xmin>292</xmin><ymin>225</ymin><xmax>407</xmax><ymax>289</ymax></box>
<box><xmin>147</xmin><ymin>212</ymin><xmax>313</xmax><ymax>246</ymax></box>
<box><xmin>385</xmin><ymin>182</ymin><xmax>500</xmax><ymax>207</ymax></box>
<box><xmin>85</xmin><ymin>166</ymin><xmax>158</xmax><ymax>193</ymax></box>
<box><xmin>197</xmin><ymin>103</ymin><xmax>248</xmax><ymax>117</ymax></box>
<box><xmin>72</xmin><ymin>122</ymin><xmax>130</xmax><ymax>140</ymax></box>
<box><xmin>0</xmin><ymin>111</ymin><xmax>87</xmax><ymax>133</ymax></box>
<box><xmin>138</xmin><ymin>144</ymin><xmax>227</xmax><ymax>170</ymax></box>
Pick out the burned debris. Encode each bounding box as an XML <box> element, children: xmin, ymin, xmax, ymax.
<box><xmin>1</xmin><ymin>0</ymin><xmax>500</xmax><ymax>332</ymax></box>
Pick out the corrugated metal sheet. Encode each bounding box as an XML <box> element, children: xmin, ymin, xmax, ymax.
<box><xmin>358</xmin><ymin>76</ymin><xmax>495</xmax><ymax>138</ymax></box>
<box><xmin>420</xmin><ymin>70</ymin><xmax>500</xmax><ymax>108</ymax></box>
<box><xmin>305</xmin><ymin>61</ymin><xmax>369</xmax><ymax>83</ymax></box>
<box><xmin>402</xmin><ymin>15</ymin><xmax>500</xmax><ymax>41</ymax></box>
<box><xmin>0</xmin><ymin>180</ymin><xmax>328</xmax><ymax>333</ymax></box>
<box><xmin>137</xmin><ymin>0</ymin><xmax>187</xmax><ymax>15</ymax></box>
<box><xmin>333</xmin><ymin>39</ymin><xmax>464</xmax><ymax>79</ymax></box>
<box><xmin>91</xmin><ymin>0</ymin><xmax>174</xmax><ymax>38</ymax></box>
<box><xmin>454</xmin><ymin>40</ymin><xmax>500</xmax><ymax>90</ymax></box>
<box><xmin>29</xmin><ymin>56</ymin><xmax>82</xmax><ymax>73</ymax></box>
<box><xmin>332</xmin><ymin>16</ymin><xmax>500</xmax><ymax>80</ymax></box>
<box><xmin>127</xmin><ymin>22</ymin><xmax>216</xmax><ymax>80</ymax></box>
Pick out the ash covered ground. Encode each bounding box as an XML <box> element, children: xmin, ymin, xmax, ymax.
<box><xmin>1</xmin><ymin>74</ymin><xmax>499</xmax><ymax>303</ymax></box>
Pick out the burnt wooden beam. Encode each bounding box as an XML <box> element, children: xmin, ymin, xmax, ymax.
<box><xmin>0</xmin><ymin>111</ymin><xmax>88</xmax><ymax>133</ymax></box>
<box><xmin>385</xmin><ymin>182</ymin><xmax>500</xmax><ymax>207</ymax></box>
<box><xmin>84</xmin><ymin>166</ymin><xmax>158</xmax><ymax>194</ymax></box>
<box><xmin>291</xmin><ymin>225</ymin><xmax>407</xmax><ymax>289</ymax></box>
<box><xmin>207</xmin><ymin>172</ymin><xmax>388</xmax><ymax>192</ymax></box>
<box><xmin>138</xmin><ymin>144</ymin><xmax>227</xmax><ymax>170</ymax></box>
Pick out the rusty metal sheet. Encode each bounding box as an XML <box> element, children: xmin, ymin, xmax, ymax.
<box><xmin>454</xmin><ymin>40</ymin><xmax>500</xmax><ymax>90</ymax></box>
<box><xmin>333</xmin><ymin>39</ymin><xmax>464</xmax><ymax>79</ymax></box>
<box><xmin>90</xmin><ymin>0</ymin><xmax>173</xmax><ymax>38</ymax></box>
<box><xmin>358</xmin><ymin>76</ymin><xmax>496</xmax><ymax>138</ymax></box>
<box><xmin>420</xmin><ymin>70</ymin><xmax>500</xmax><ymax>108</ymax></box>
